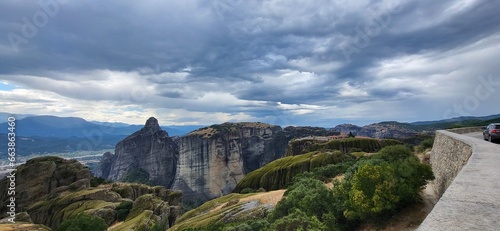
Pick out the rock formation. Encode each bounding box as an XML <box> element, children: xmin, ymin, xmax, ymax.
<box><xmin>98</xmin><ymin>119</ymin><xmax>342</xmax><ymax>202</ymax></box>
<box><xmin>93</xmin><ymin>151</ymin><xmax>116</xmax><ymax>178</ymax></box>
<box><xmin>333</xmin><ymin>122</ymin><xmax>431</xmax><ymax>139</ymax></box>
<box><xmin>105</xmin><ymin>117</ymin><xmax>178</xmax><ymax>187</ymax></box>
<box><xmin>0</xmin><ymin>156</ymin><xmax>182</xmax><ymax>230</ymax></box>
<box><xmin>0</xmin><ymin>156</ymin><xmax>91</xmax><ymax>215</ymax></box>
<box><xmin>172</xmin><ymin>122</ymin><xmax>286</xmax><ymax>201</ymax></box>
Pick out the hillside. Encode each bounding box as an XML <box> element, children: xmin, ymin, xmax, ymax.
<box><xmin>0</xmin><ymin>156</ymin><xmax>182</xmax><ymax>231</ymax></box>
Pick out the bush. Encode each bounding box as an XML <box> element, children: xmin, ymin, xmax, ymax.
<box><xmin>335</xmin><ymin>145</ymin><xmax>435</xmax><ymax>221</ymax></box>
<box><xmin>90</xmin><ymin>177</ymin><xmax>108</xmax><ymax>187</ymax></box>
<box><xmin>240</xmin><ymin>188</ymin><xmax>256</xmax><ymax>194</ymax></box>
<box><xmin>57</xmin><ymin>214</ymin><xmax>107</xmax><ymax>231</ymax></box>
<box><xmin>416</xmin><ymin>137</ymin><xmax>434</xmax><ymax>153</ymax></box>
<box><xmin>115</xmin><ymin>201</ymin><xmax>133</xmax><ymax>221</ymax></box>
<box><xmin>122</xmin><ymin>168</ymin><xmax>151</xmax><ymax>185</ymax></box>
<box><xmin>374</xmin><ymin>145</ymin><xmax>413</xmax><ymax>162</ymax></box>
<box><xmin>270</xmin><ymin>209</ymin><xmax>326</xmax><ymax>231</ymax></box>
<box><xmin>269</xmin><ymin>177</ymin><xmax>335</xmax><ymax>224</ymax></box>
<box><xmin>340</xmin><ymin>163</ymin><xmax>399</xmax><ymax>220</ymax></box>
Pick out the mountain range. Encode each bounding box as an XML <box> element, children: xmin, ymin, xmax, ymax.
<box><xmin>1</xmin><ymin>113</ymin><xmax>499</xmax><ymax>157</ymax></box>
<box><xmin>0</xmin><ymin>115</ymin><xmax>203</xmax><ymax>138</ymax></box>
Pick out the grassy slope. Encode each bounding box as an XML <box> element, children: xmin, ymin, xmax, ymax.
<box><xmin>234</xmin><ymin>150</ymin><xmax>347</xmax><ymax>192</ymax></box>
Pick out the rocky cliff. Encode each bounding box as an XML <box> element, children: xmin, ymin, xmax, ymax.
<box><xmin>333</xmin><ymin>121</ymin><xmax>433</xmax><ymax>139</ymax></box>
<box><xmin>104</xmin><ymin>117</ymin><xmax>178</xmax><ymax>188</ymax></box>
<box><xmin>171</xmin><ymin>123</ymin><xmax>338</xmax><ymax>201</ymax></box>
<box><xmin>0</xmin><ymin>156</ymin><xmax>183</xmax><ymax>231</ymax></box>
<box><xmin>172</xmin><ymin>122</ymin><xmax>286</xmax><ymax>201</ymax></box>
<box><xmin>0</xmin><ymin>156</ymin><xmax>91</xmax><ymax>215</ymax></box>
<box><xmin>98</xmin><ymin>120</ymin><xmax>340</xmax><ymax>202</ymax></box>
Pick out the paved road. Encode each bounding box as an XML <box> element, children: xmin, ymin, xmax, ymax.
<box><xmin>465</xmin><ymin>132</ymin><xmax>499</xmax><ymax>144</ymax></box>
<box><xmin>464</xmin><ymin>132</ymin><xmax>484</xmax><ymax>140</ymax></box>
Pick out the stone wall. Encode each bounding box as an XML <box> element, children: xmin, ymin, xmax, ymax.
<box><xmin>429</xmin><ymin>131</ymin><xmax>473</xmax><ymax>197</ymax></box>
<box><xmin>418</xmin><ymin>129</ymin><xmax>500</xmax><ymax>230</ymax></box>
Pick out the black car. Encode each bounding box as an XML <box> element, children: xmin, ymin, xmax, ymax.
<box><xmin>483</xmin><ymin>123</ymin><xmax>500</xmax><ymax>142</ymax></box>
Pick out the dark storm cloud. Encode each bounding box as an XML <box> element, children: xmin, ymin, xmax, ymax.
<box><xmin>1</xmin><ymin>0</ymin><xmax>500</xmax><ymax>125</ymax></box>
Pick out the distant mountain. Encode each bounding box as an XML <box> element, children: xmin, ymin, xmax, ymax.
<box><xmin>0</xmin><ymin>115</ymin><xmax>204</xmax><ymax>137</ymax></box>
<box><xmin>333</xmin><ymin>114</ymin><xmax>500</xmax><ymax>141</ymax></box>
<box><xmin>410</xmin><ymin>114</ymin><xmax>500</xmax><ymax>125</ymax></box>
<box><xmin>0</xmin><ymin>112</ymin><xmax>35</xmax><ymax>122</ymax></box>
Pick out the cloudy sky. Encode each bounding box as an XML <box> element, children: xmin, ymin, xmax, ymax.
<box><xmin>1</xmin><ymin>0</ymin><xmax>499</xmax><ymax>126</ymax></box>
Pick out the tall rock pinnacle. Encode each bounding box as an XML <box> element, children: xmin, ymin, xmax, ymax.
<box><xmin>103</xmin><ymin>117</ymin><xmax>178</xmax><ymax>187</ymax></box>
<box><xmin>145</xmin><ymin>117</ymin><xmax>161</xmax><ymax>132</ymax></box>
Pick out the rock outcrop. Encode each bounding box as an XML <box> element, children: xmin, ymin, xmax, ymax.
<box><xmin>93</xmin><ymin>151</ymin><xmax>116</xmax><ymax>179</ymax></box>
<box><xmin>109</xmin><ymin>194</ymin><xmax>181</xmax><ymax>231</ymax></box>
<box><xmin>333</xmin><ymin>122</ymin><xmax>432</xmax><ymax>139</ymax></box>
<box><xmin>0</xmin><ymin>156</ymin><xmax>183</xmax><ymax>230</ymax></box>
<box><xmin>171</xmin><ymin>124</ymin><xmax>340</xmax><ymax>201</ymax></box>
<box><xmin>0</xmin><ymin>156</ymin><xmax>91</xmax><ymax>215</ymax></box>
<box><xmin>104</xmin><ymin>117</ymin><xmax>179</xmax><ymax>187</ymax></box>
<box><xmin>172</xmin><ymin>122</ymin><xmax>286</xmax><ymax>201</ymax></box>
<box><xmin>98</xmin><ymin>119</ymin><xmax>343</xmax><ymax>202</ymax></box>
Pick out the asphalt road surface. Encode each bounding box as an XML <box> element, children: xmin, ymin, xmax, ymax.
<box><xmin>464</xmin><ymin>132</ymin><xmax>499</xmax><ymax>144</ymax></box>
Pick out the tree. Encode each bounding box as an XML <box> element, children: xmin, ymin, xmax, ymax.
<box><xmin>269</xmin><ymin>177</ymin><xmax>335</xmax><ymax>223</ymax></box>
<box><xmin>374</xmin><ymin>145</ymin><xmax>413</xmax><ymax>162</ymax></box>
<box><xmin>348</xmin><ymin>132</ymin><xmax>355</xmax><ymax>138</ymax></box>
<box><xmin>341</xmin><ymin>163</ymin><xmax>399</xmax><ymax>220</ymax></box>
<box><xmin>57</xmin><ymin>214</ymin><xmax>107</xmax><ymax>231</ymax></box>
<box><xmin>270</xmin><ymin>209</ymin><xmax>326</xmax><ymax>231</ymax></box>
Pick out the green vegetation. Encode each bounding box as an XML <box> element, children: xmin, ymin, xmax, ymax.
<box><xmin>180</xmin><ymin>144</ymin><xmax>434</xmax><ymax>231</ymax></box>
<box><xmin>90</xmin><ymin>177</ymin><xmax>110</xmax><ymax>187</ymax></box>
<box><xmin>234</xmin><ymin>150</ymin><xmax>349</xmax><ymax>192</ymax></box>
<box><xmin>416</xmin><ymin>137</ymin><xmax>435</xmax><ymax>153</ymax></box>
<box><xmin>121</xmin><ymin>168</ymin><xmax>152</xmax><ymax>185</ymax></box>
<box><xmin>308</xmin><ymin>138</ymin><xmax>402</xmax><ymax>154</ymax></box>
<box><xmin>240</xmin><ymin>188</ymin><xmax>256</xmax><ymax>194</ymax></box>
<box><xmin>57</xmin><ymin>214</ymin><xmax>107</xmax><ymax>231</ymax></box>
<box><xmin>115</xmin><ymin>201</ymin><xmax>133</xmax><ymax>221</ymax></box>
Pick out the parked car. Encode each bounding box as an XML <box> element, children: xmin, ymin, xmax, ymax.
<box><xmin>483</xmin><ymin>123</ymin><xmax>500</xmax><ymax>142</ymax></box>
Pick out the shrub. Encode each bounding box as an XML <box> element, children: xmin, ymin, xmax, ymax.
<box><xmin>240</xmin><ymin>188</ymin><xmax>256</xmax><ymax>194</ymax></box>
<box><xmin>340</xmin><ymin>163</ymin><xmax>399</xmax><ymax>220</ymax></box>
<box><xmin>90</xmin><ymin>177</ymin><xmax>108</xmax><ymax>187</ymax></box>
<box><xmin>416</xmin><ymin>137</ymin><xmax>435</xmax><ymax>153</ymax></box>
<box><xmin>374</xmin><ymin>145</ymin><xmax>413</xmax><ymax>162</ymax></box>
<box><xmin>335</xmin><ymin>145</ymin><xmax>435</xmax><ymax>221</ymax></box>
<box><xmin>122</xmin><ymin>168</ymin><xmax>151</xmax><ymax>185</ymax></box>
<box><xmin>269</xmin><ymin>177</ymin><xmax>335</xmax><ymax>223</ymax></box>
<box><xmin>57</xmin><ymin>214</ymin><xmax>107</xmax><ymax>231</ymax></box>
<box><xmin>115</xmin><ymin>201</ymin><xmax>133</xmax><ymax>221</ymax></box>
<box><xmin>270</xmin><ymin>209</ymin><xmax>326</xmax><ymax>231</ymax></box>
<box><xmin>256</xmin><ymin>188</ymin><xmax>266</xmax><ymax>193</ymax></box>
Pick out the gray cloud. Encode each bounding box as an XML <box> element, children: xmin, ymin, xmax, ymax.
<box><xmin>1</xmin><ymin>0</ymin><xmax>499</xmax><ymax>126</ymax></box>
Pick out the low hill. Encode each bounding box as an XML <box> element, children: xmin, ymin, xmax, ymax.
<box><xmin>233</xmin><ymin>150</ymin><xmax>349</xmax><ymax>193</ymax></box>
<box><xmin>286</xmin><ymin>137</ymin><xmax>402</xmax><ymax>156</ymax></box>
<box><xmin>0</xmin><ymin>156</ymin><xmax>183</xmax><ymax>231</ymax></box>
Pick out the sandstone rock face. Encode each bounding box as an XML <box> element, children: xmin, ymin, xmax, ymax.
<box><xmin>333</xmin><ymin>122</ymin><xmax>434</xmax><ymax>139</ymax></box>
<box><xmin>93</xmin><ymin>151</ymin><xmax>116</xmax><ymax>178</ymax></box>
<box><xmin>109</xmin><ymin>194</ymin><xmax>179</xmax><ymax>231</ymax></box>
<box><xmin>106</xmin><ymin>117</ymin><xmax>178</xmax><ymax>187</ymax></box>
<box><xmin>99</xmin><ymin>120</ymin><xmax>342</xmax><ymax>202</ymax></box>
<box><xmin>0</xmin><ymin>156</ymin><xmax>91</xmax><ymax>215</ymax></box>
<box><xmin>172</xmin><ymin>122</ymin><xmax>287</xmax><ymax>201</ymax></box>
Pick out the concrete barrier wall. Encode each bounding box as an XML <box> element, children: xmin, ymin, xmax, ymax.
<box><xmin>418</xmin><ymin>129</ymin><xmax>500</xmax><ymax>230</ymax></box>
<box><xmin>446</xmin><ymin>127</ymin><xmax>483</xmax><ymax>134</ymax></box>
<box><xmin>429</xmin><ymin>131</ymin><xmax>473</xmax><ymax>197</ymax></box>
